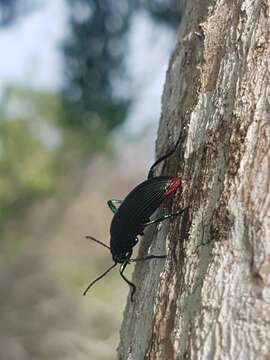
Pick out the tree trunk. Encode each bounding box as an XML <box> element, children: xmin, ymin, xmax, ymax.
<box><xmin>118</xmin><ymin>0</ymin><xmax>270</xmax><ymax>359</ymax></box>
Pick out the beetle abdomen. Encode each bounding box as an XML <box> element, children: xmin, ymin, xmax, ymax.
<box><xmin>110</xmin><ymin>176</ymin><xmax>180</xmax><ymax>239</ymax></box>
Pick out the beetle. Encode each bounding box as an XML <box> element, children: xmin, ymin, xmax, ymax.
<box><xmin>83</xmin><ymin>135</ymin><xmax>186</xmax><ymax>301</ymax></box>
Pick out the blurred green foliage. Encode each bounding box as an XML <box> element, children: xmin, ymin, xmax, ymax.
<box><xmin>0</xmin><ymin>87</ymin><xmax>59</xmax><ymax>228</ymax></box>
<box><xmin>0</xmin><ymin>86</ymin><xmax>113</xmax><ymax>235</ymax></box>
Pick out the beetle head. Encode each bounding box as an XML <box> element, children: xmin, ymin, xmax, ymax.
<box><xmin>112</xmin><ymin>249</ymin><xmax>132</xmax><ymax>264</ymax></box>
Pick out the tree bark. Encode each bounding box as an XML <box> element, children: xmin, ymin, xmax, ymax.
<box><xmin>118</xmin><ymin>0</ymin><xmax>270</xmax><ymax>359</ymax></box>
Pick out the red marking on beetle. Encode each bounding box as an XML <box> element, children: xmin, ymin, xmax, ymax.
<box><xmin>164</xmin><ymin>177</ymin><xmax>181</xmax><ymax>197</ymax></box>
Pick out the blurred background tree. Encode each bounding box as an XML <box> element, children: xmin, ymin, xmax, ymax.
<box><xmin>0</xmin><ymin>0</ymin><xmax>35</xmax><ymax>25</ymax></box>
<box><xmin>61</xmin><ymin>0</ymin><xmax>133</xmax><ymax>136</ymax></box>
<box><xmin>61</xmin><ymin>0</ymin><xmax>181</xmax><ymax>154</ymax></box>
<box><xmin>141</xmin><ymin>0</ymin><xmax>181</xmax><ymax>27</ymax></box>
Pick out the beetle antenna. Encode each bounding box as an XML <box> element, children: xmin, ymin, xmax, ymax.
<box><xmin>86</xmin><ymin>235</ymin><xmax>111</xmax><ymax>250</ymax></box>
<box><xmin>83</xmin><ymin>262</ymin><xmax>117</xmax><ymax>296</ymax></box>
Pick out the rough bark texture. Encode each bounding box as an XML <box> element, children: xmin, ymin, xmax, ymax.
<box><xmin>118</xmin><ymin>0</ymin><xmax>270</xmax><ymax>359</ymax></box>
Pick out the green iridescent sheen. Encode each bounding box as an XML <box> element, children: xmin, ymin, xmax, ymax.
<box><xmin>163</xmin><ymin>179</ymin><xmax>173</xmax><ymax>192</ymax></box>
<box><xmin>107</xmin><ymin>199</ymin><xmax>122</xmax><ymax>214</ymax></box>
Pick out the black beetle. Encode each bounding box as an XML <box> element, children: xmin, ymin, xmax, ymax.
<box><xmin>83</xmin><ymin>135</ymin><xmax>186</xmax><ymax>301</ymax></box>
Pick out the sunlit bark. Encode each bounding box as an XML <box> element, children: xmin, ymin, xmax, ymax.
<box><xmin>118</xmin><ymin>0</ymin><xmax>270</xmax><ymax>358</ymax></box>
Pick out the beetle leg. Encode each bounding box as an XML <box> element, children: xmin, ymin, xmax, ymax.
<box><xmin>143</xmin><ymin>207</ymin><xmax>187</xmax><ymax>226</ymax></box>
<box><xmin>147</xmin><ymin>132</ymin><xmax>181</xmax><ymax>179</ymax></box>
<box><xmin>107</xmin><ymin>199</ymin><xmax>122</xmax><ymax>214</ymax></box>
<box><xmin>131</xmin><ymin>254</ymin><xmax>166</xmax><ymax>261</ymax></box>
<box><xmin>119</xmin><ymin>262</ymin><xmax>136</xmax><ymax>302</ymax></box>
